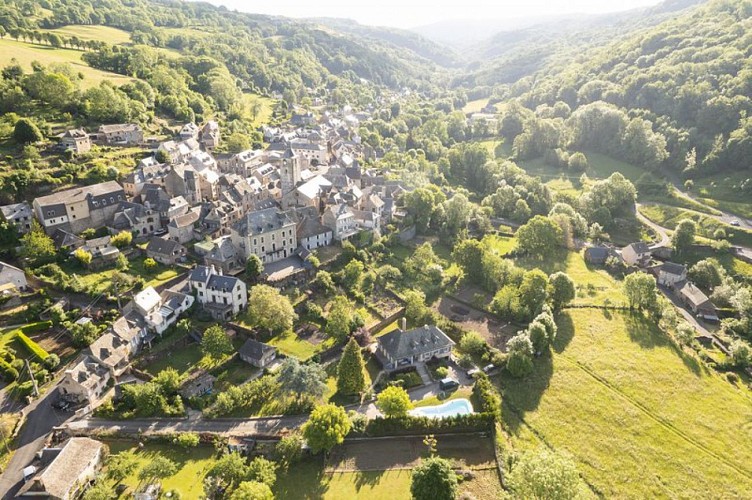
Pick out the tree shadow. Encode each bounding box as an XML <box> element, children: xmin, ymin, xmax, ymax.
<box><xmin>498</xmin><ymin>349</ymin><xmax>554</xmax><ymax>435</ymax></box>
<box><xmin>352</xmin><ymin>469</ymin><xmax>388</xmax><ymax>491</ymax></box>
<box><xmin>274</xmin><ymin>457</ymin><xmax>330</xmax><ymax>499</ymax></box>
<box><xmin>623</xmin><ymin>312</ymin><xmax>705</xmax><ymax>377</ymax></box>
<box><xmin>552</xmin><ymin>312</ymin><xmax>575</xmax><ymax>354</ymax></box>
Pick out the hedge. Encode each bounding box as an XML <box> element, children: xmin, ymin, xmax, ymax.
<box><xmin>364</xmin><ymin>413</ymin><xmax>495</xmax><ymax>436</ymax></box>
<box><xmin>472</xmin><ymin>374</ymin><xmax>502</xmax><ymax>420</ymax></box>
<box><xmin>16</xmin><ymin>331</ymin><xmax>50</xmax><ymax>362</ymax></box>
<box><xmin>20</xmin><ymin>321</ymin><xmax>53</xmax><ymax>334</ymax></box>
<box><xmin>0</xmin><ymin>358</ymin><xmax>18</xmax><ymax>381</ymax></box>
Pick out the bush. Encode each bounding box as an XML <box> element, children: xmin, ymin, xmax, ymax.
<box><xmin>472</xmin><ymin>373</ymin><xmax>501</xmax><ymax>420</ymax></box>
<box><xmin>0</xmin><ymin>359</ymin><xmax>18</xmax><ymax>381</ymax></box>
<box><xmin>459</xmin><ymin>331</ymin><xmax>487</xmax><ymax>356</ymax></box>
<box><xmin>16</xmin><ymin>331</ymin><xmax>50</xmax><ymax>362</ymax></box>
<box><xmin>365</xmin><ymin>414</ymin><xmax>494</xmax><ymax>436</ymax></box>
<box><xmin>44</xmin><ymin>354</ymin><xmax>60</xmax><ymax>370</ymax></box>
<box><xmin>20</xmin><ymin>321</ymin><xmax>53</xmax><ymax>334</ymax></box>
<box><xmin>16</xmin><ymin>380</ymin><xmax>35</xmax><ymax>398</ymax></box>
<box><xmin>173</xmin><ymin>432</ymin><xmax>200</xmax><ymax>448</ymax></box>
<box><xmin>435</xmin><ymin>366</ymin><xmax>449</xmax><ymax>378</ymax></box>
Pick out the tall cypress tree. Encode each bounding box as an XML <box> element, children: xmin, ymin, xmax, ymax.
<box><xmin>337</xmin><ymin>338</ymin><xmax>367</xmax><ymax>396</ymax></box>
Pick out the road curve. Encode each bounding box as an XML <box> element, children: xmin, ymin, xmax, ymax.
<box><xmin>635</xmin><ymin>203</ymin><xmax>671</xmax><ymax>248</ymax></box>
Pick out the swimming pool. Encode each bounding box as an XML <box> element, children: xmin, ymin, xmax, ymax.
<box><xmin>409</xmin><ymin>398</ymin><xmax>474</xmax><ymax>419</ymax></box>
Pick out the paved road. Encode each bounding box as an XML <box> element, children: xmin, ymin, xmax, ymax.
<box><xmin>636</xmin><ymin>203</ymin><xmax>671</xmax><ymax>248</ymax></box>
<box><xmin>671</xmin><ymin>186</ymin><xmax>752</xmax><ymax>230</ymax></box>
<box><xmin>66</xmin><ymin>414</ymin><xmax>308</xmax><ymax>437</ymax></box>
<box><xmin>0</xmin><ymin>386</ymin><xmax>71</xmax><ymax>499</ymax></box>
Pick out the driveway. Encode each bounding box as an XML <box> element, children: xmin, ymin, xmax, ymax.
<box><xmin>0</xmin><ymin>386</ymin><xmax>71</xmax><ymax>498</ymax></box>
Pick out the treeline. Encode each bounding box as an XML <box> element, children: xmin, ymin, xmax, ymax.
<box><xmin>483</xmin><ymin>0</ymin><xmax>752</xmax><ymax>175</ymax></box>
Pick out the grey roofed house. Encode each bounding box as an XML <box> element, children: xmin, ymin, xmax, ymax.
<box><xmin>238</xmin><ymin>338</ymin><xmax>277</xmax><ymax>368</ymax></box>
<box><xmin>0</xmin><ymin>201</ymin><xmax>33</xmax><ymax>232</ymax></box>
<box><xmin>168</xmin><ymin>210</ymin><xmax>200</xmax><ymax>228</ymax></box>
<box><xmin>584</xmin><ymin>246</ymin><xmax>610</xmax><ymax>264</ymax></box>
<box><xmin>17</xmin><ymin>437</ymin><xmax>105</xmax><ymax>499</ymax></box>
<box><xmin>145</xmin><ymin>237</ymin><xmax>186</xmax><ymax>264</ymax></box>
<box><xmin>659</xmin><ymin>262</ymin><xmax>687</xmax><ymax>277</ymax></box>
<box><xmin>677</xmin><ymin>281</ymin><xmax>716</xmax><ymax>315</ymax></box>
<box><xmin>231</xmin><ymin>207</ymin><xmax>293</xmax><ymax>237</ymax></box>
<box><xmin>377</xmin><ymin>324</ymin><xmax>455</xmax><ymax>371</ymax></box>
<box><xmin>627</xmin><ymin>241</ymin><xmax>650</xmax><ymax>254</ymax></box>
<box><xmin>51</xmin><ymin>228</ymin><xmax>85</xmax><ymax>250</ymax></box>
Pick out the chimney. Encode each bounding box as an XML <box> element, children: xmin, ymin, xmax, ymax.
<box><xmin>401</xmin><ymin>317</ymin><xmax>407</xmax><ymax>331</ymax></box>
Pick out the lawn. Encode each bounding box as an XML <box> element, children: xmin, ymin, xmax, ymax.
<box><xmin>500</xmin><ymin>309</ymin><xmax>752</xmax><ymax>498</ymax></box>
<box><xmin>462</xmin><ymin>98</ymin><xmax>489</xmax><ymax>114</ymax></box>
<box><xmin>692</xmin><ymin>170</ymin><xmax>752</xmax><ymax>219</ymax></box>
<box><xmin>42</xmin><ymin>25</ymin><xmax>132</xmax><ymax>44</ymax></box>
<box><xmin>104</xmin><ymin>441</ymin><xmax>216</xmax><ymax>498</ymax></box>
<box><xmin>142</xmin><ymin>342</ymin><xmax>205</xmax><ymax>377</ymax></box>
<box><xmin>241</xmin><ymin>92</ymin><xmax>276</xmax><ymax>128</ymax></box>
<box><xmin>0</xmin><ymin>39</ymin><xmax>133</xmax><ymax>87</ymax></box>
<box><xmin>66</xmin><ymin>257</ymin><xmax>179</xmax><ymax>295</ymax></box>
<box><xmin>639</xmin><ymin>203</ymin><xmax>752</xmax><ymax>247</ymax></box>
<box><xmin>265</xmin><ymin>329</ymin><xmax>336</xmax><ymax>360</ymax></box>
<box><xmin>275</xmin><ymin>458</ymin><xmax>502</xmax><ymax>500</ymax></box>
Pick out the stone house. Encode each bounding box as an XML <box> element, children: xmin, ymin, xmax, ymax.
<box><xmin>189</xmin><ymin>265</ymin><xmax>248</xmax><ymax>320</ymax></box>
<box><xmin>376</xmin><ymin>324</ymin><xmax>455</xmax><ymax>371</ymax></box>
<box><xmin>145</xmin><ymin>237</ymin><xmax>187</xmax><ymax>265</ymax></box>
<box><xmin>238</xmin><ymin>338</ymin><xmax>277</xmax><ymax>368</ymax></box>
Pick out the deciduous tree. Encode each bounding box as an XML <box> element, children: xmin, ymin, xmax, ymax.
<box><xmin>302</xmin><ymin>403</ymin><xmax>351</xmax><ymax>454</ymax></box>
<box><xmin>201</xmin><ymin>324</ymin><xmax>233</xmax><ymax>360</ymax></box>
<box><xmin>376</xmin><ymin>385</ymin><xmax>412</xmax><ymax>418</ymax></box>
<box><xmin>410</xmin><ymin>456</ymin><xmax>458</xmax><ymax>500</ymax></box>
<box><xmin>508</xmin><ymin>448</ymin><xmax>580</xmax><ymax>500</ymax></box>
<box><xmin>247</xmin><ymin>284</ymin><xmax>297</xmax><ymax>333</ymax></box>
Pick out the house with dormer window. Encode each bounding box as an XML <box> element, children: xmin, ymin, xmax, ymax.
<box><xmin>189</xmin><ymin>265</ymin><xmax>247</xmax><ymax>320</ymax></box>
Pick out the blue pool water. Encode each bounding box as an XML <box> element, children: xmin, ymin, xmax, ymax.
<box><xmin>409</xmin><ymin>398</ymin><xmax>474</xmax><ymax>419</ymax></box>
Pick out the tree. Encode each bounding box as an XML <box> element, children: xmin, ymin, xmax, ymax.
<box><xmin>729</xmin><ymin>340</ymin><xmax>751</xmax><ymax>368</ymax></box>
<box><xmin>110</xmin><ymin>231</ymin><xmax>133</xmax><ymax>248</ymax></box>
<box><xmin>207</xmin><ymin>452</ymin><xmax>248</xmax><ymax>489</ymax></box>
<box><xmin>568</xmin><ymin>151</ymin><xmax>588</xmax><ymax>171</ymax></box>
<box><xmin>230</xmin><ymin>481</ymin><xmax>273</xmax><ymax>500</ymax></box>
<box><xmin>506</xmin><ymin>332</ymin><xmax>534</xmax><ymax>378</ymax></box>
<box><xmin>337</xmin><ymin>338</ymin><xmax>367</xmax><ymax>396</ymax></box>
<box><xmin>519</xmin><ymin>269</ymin><xmax>550</xmax><ymax>319</ymax></box>
<box><xmin>326</xmin><ymin>296</ymin><xmax>353</xmax><ymax>342</ymax></box>
<box><xmin>275</xmin><ymin>433</ymin><xmax>304</xmax><ymax>467</ymax></box>
<box><xmin>527</xmin><ymin>320</ymin><xmax>549</xmax><ymax>353</ymax></box>
<box><xmin>70</xmin><ymin>321</ymin><xmax>100</xmax><ymax>347</ymax></box>
<box><xmin>248</xmin><ymin>285</ymin><xmax>297</xmax><ymax>333</ymax></box>
<box><xmin>376</xmin><ymin>385</ymin><xmax>412</xmax><ymax>418</ymax></box>
<box><xmin>21</xmin><ymin>220</ymin><xmax>55</xmax><ymax>265</ymax></box>
<box><xmin>410</xmin><ymin>457</ymin><xmax>458</xmax><ymax>500</ymax></box>
<box><xmin>277</xmin><ymin>358</ymin><xmax>327</xmax><ymax>400</ymax></box>
<box><xmin>247</xmin><ymin>456</ymin><xmax>277</xmax><ymax>487</ymax></box>
<box><xmin>302</xmin><ymin>403</ymin><xmax>351</xmax><ymax>454</ymax></box>
<box><xmin>201</xmin><ymin>324</ymin><xmax>233</xmax><ymax>360</ymax></box>
<box><xmin>153</xmin><ymin>367</ymin><xmax>182</xmax><ymax>395</ymax></box>
<box><xmin>82</xmin><ymin>483</ymin><xmax>112</xmax><ymax>500</ymax></box>
<box><xmin>623</xmin><ymin>272</ymin><xmax>658</xmax><ymax>311</ymax></box>
<box><xmin>459</xmin><ymin>331</ymin><xmax>486</xmax><ymax>356</ymax></box>
<box><xmin>73</xmin><ymin>248</ymin><xmax>93</xmax><ymax>267</ymax></box>
<box><xmin>672</xmin><ymin>219</ymin><xmax>697</xmax><ymax>255</ymax></box>
<box><xmin>173</xmin><ymin>432</ymin><xmax>200</xmax><ymax>448</ymax></box>
<box><xmin>452</xmin><ymin>239</ymin><xmax>484</xmax><ymax>283</ymax></box>
<box><xmin>226</xmin><ymin>132</ymin><xmax>251</xmax><ymax>153</ymax></box>
<box><xmin>106</xmin><ymin>451</ymin><xmax>138</xmax><ymax>483</ymax></box>
<box><xmin>138</xmin><ymin>456</ymin><xmax>177</xmax><ymax>482</ymax></box>
<box><xmin>516</xmin><ymin>216</ymin><xmax>563</xmax><ymax>258</ymax></box>
<box><xmin>246</xmin><ymin>254</ymin><xmax>263</xmax><ymax>282</ymax></box>
<box><xmin>548</xmin><ymin>272</ymin><xmax>576</xmax><ymax>310</ymax></box>
<box><xmin>403</xmin><ymin>289</ymin><xmax>431</xmax><ymax>325</ymax></box>
<box><xmin>143</xmin><ymin>257</ymin><xmax>158</xmax><ymax>272</ymax></box>
<box><xmin>508</xmin><ymin>448</ymin><xmax>580</xmax><ymax>500</ymax></box>
<box><xmin>13</xmin><ymin>118</ymin><xmax>43</xmax><ymax>144</ymax></box>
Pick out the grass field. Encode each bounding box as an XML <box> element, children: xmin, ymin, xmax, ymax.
<box><xmin>500</xmin><ymin>309</ymin><xmax>752</xmax><ymax>498</ymax></box>
<box><xmin>462</xmin><ymin>98</ymin><xmax>489</xmax><ymax>114</ymax></box>
<box><xmin>105</xmin><ymin>441</ymin><xmax>215</xmax><ymax>498</ymax></box>
<box><xmin>264</xmin><ymin>329</ymin><xmax>336</xmax><ymax>360</ymax></box>
<box><xmin>42</xmin><ymin>25</ymin><xmax>132</xmax><ymax>44</ymax></box>
<box><xmin>276</xmin><ymin>458</ymin><xmax>502</xmax><ymax>499</ymax></box>
<box><xmin>67</xmin><ymin>258</ymin><xmax>179</xmax><ymax>295</ymax></box>
<box><xmin>242</xmin><ymin>92</ymin><xmax>276</xmax><ymax>128</ymax></box>
<box><xmin>0</xmin><ymin>39</ymin><xmax>133</xmax><ymax>87</ymax></box>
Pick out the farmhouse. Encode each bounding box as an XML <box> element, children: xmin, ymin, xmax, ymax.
<box><xmin>98</xmin><ymin>123</ymin><xmax>143</xmax><ymax>145</ymax></box>
<box><xmin>145</xmin><ymin>237</ymin><xmax>187</xmax><ymax>265</ymax></box>
<box><xmin>377</xmin><ymin>324</ymin><xmax>455</xmax><ymax>371</ymax></box>
<box><xmin>655</xmin><ymin>262</ymin><xmax>687</xmax><ymax>288</ymax></box>
<box><xmin>677</xmin><ymin>281</ymin><xmax>719</xmax><ymax>321</ymax></box>
<box><xmin>0</xmin><ymin>202</ymin><xmax>33</xmax><ymax>233</ymax></box>
<box><xmin>621</xmin><ymin>241</ymin><xmax>651</xmax><ymax>267</ymax></box>
<box><xmin>59</xmin><ymin>128</ymin><xmax>91</xmax><ymax>154</ymax></box>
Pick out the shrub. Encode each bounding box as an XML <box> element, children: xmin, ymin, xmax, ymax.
<box><xmin>435</xmin><ymin>366</ymin><xmax>449</xmax><ymax>378</ymax></box>
<box><xmin>0</xmin><ymin>359</ymin><xmax>18</xmax><ymax>381</ymax></box>
<box><xmin>16</xmin><ymin>331</ymin><xmax>50</xmax><ymax>362</ymax></box>
<box><xmin>20</xmin><ymin>321</ymin><xmax>53</xmax><ymax>334</ymax></box>
<box><xmin>472</xmin><ymin>373</ymin><xmax>501</xmax><ymax>420</ymax></box>
<box><xmin>173</xmin><ymin>432</ymin><xmax>200</xmax><ymax>448</ymax></box>
<box><xmin>43</xmin><ymin>354</ymin><xmax>60</xmax><ymax>370</ymax></box>
<box><xmin>365</xmin><ymin>414</ymin><xmax>494</xmax><ymax>436</ymax></box>
<box><xmin>459</xmin><ymin>331</ymin><xmax>487</xmax><ymax>356</ymax></box>
<box><xmin>16</xmin><ymin>380</ymin><xmax>35</xmax><ymax>398</ymax></box>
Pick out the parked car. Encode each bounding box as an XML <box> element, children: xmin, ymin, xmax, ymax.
<box><xmin>439</xmin><ymin>377</ymin><xmax>460</xmax><ymax>391</ymax></box>
<box><xmin>730</xmin><ymin>220</ymin><xmax>741</xmax><ymax>227</ymax></box>
<box><xmin>466</xmin><ymin>367</ymin><xmax>480</xmax><ymax>377</ymax></box>
<box><xmin>483</xmin><ymin>364</ymin><xmax>496</xmax><ymax>374</ymax></box>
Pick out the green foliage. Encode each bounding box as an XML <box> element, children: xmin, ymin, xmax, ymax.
<box><xmin>110</xmin><ymin>231</ymin><xmax>133</xmax><ymax>248</ymax></box>
<box><xmin>107</xmin><ymin>451</ymin><xmax>139</xmax><ymax>483</ymax></box>
<box><xmin>410</xmin><ymin>456</ymin><xmax>458</xmax><ymax>500</ymax></box>
<box><xmin>172</xmin><ymin>432</ymin><xmax>199</xmax><ymax>448</ymax></box>
<box><xmin>16</xmin><ymin>330</ymin><xmax>49</xmax><ymax>362</ymax></box>
<box><xmin>69</xmin><ymin>321</ymin><xmax>101</xmax><ymax>347</ymax></box>
<box><xmin>143</xmin><ymin>258</ymin><xmax>158</xmax><ymax>272</ymax></box>
<box><xmin>275</xmin><ymin>433</ymin><xmax>304</xmax><ymax>467</ymax></box>
<box><xmin>230</xmin><ymin>481</ymin><xmax>273</xmax><ymax>500</ymax></box>
<box><xmin>302</xmin><ymin>403</ymin><xmax>352</xmax><ymax>454</ymax></box>
<box><xmin>73</xmin><ymin>248</ymin><xmax>92</xmax><ymax>267</ymax></box>
<box><xmin>337</xmin><ymin>338</ymin><xmax>367</xmax><ymax>396</ymax></box>
<box><xmin>623</xmin><ymin>272</ymin><xmax>658</xmax><ymax>311</ymax></box>
<box><xmin>326</xmin><ymin>296</ymin><xmax>354</xmax><ymax>342</ymax></box>
<box><xmin>548</xmin><ymin>271</ymin><xmax>576</xmax><ymax>311</ymax></box>
<box><xmin>201</xmin><ymin>324</ymin><xmax>233</xmax><ymax>360</ymax></box>
<box><xmin>138</xmin><ymin>456</ymin><xmax>177</xmax><ymax>482</ymax></box>
<box><xmin>516</xmin><ymin>216</ymin><xmax>563</xmax><ymax>258</ymax></box>
<box><xmin>508</xmin><ymin>448</ymin><xmax>580</xmax><ymax>500</ymax></box>
<box><xmin>672</xmin><ymin>219</ymin><xmax>697</xmax><ymax>255</ymax></box>
<box><xmin>245</xmin><ymin>254</ymin><xmax>263</xmax><ymax>281</ymax></box>
<box><xmin>247</xmin><ymin>285</ymin><xmax>297</xmax><ymax>333</ymax></box>
<box><xmin>458</xmin><ymin>331</ymin><xmax>487</xmax><ymax>356</ymax></box>
<box><xmin>472</xmin><ymin>373</ymin><xmax>501</xmax><ymax>420</ymax></box>
<box><xmin>13</xmin><ymin>118</ymin><xmax>43</xmax><ymax>143</ymax></box>
<box><xmin>21</xmin><ymin>220</ymin><xmax>55</xmax><ymax>266</ymax></box>
<box><xmin>376</xmin><ymin>385</ymin><xmax>413</xmax><ymax>418</ymax></box>
<box><xmin>506</xmin><ymin>332</ymin><xmax>534</xmax><ymax>378</ymax></box>
<box><xmin>247</xmin><ymin>456</ymin><xmax>277</xmax><ymax>487</ymax></box>
<box><xmin>277</xmin><ymin>358</ymin><xmax>327</xmax><ymax>401</ymax></box>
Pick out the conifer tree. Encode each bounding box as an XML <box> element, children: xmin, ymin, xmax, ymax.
<box><xmin>336</xmin><ymin>338</ymin><xmax>367</xmax><ymax>396</ymax></box>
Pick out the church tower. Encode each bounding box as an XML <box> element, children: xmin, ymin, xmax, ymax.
<box><xmin>280</xmin><ymin>147</ymin><xmax>301</xmax><ymax>196</ymax></box>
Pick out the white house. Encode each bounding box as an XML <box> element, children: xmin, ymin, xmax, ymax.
<box><xmin>0</xmin><ymin>261</ymin><xmax>27</xmax><ymax>291</ymax></box>
<box><xmin>376</xmin><ymin>324</ymin><xmax>455</xmax><ymax>371</ymax></box>
<box><xmin>656</xmin><ymin>262</ymin><xmax>687</xmax><ymax>288</ymax></box>
<box><xmin>59</xmin><ymin>356</ymin><xmax>111</xmax><ymax>404</ymax></box>
<box><xmin>230</xmin><ymin>208</ymin><xmax>297</xmax><ymax>264</ymax></box>
<box><xmin>322</xmin><ymin>203</ymin><xmax>358</xmax><ymax>241</ymax></box>
<box><xmin>621</xmin><ymin>241</ymin><xmax>651</xmax><ymax>267</ymax></box>
<box><xmin>127</xmin><ymin>286</ymin><xmax>193</xmax><ymax>335</ymax></box>
<box><xmin>188</xmin><ymin>265</ymin><xmax>247</xmax><ymax>321</ymax></box>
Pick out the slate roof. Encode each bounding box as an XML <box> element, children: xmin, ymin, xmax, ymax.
<box><xmin>660</xmin><ymin>262</ymin><xmax>687</xmax><ymax>276</ymax></box>
<box><xmin>378</xmin><ymin>325</ymin><xmax>455</xmax><ymax>360</ymax></box>
<box><xmin>168</xmin><ymin>211</ymin><xmax>199</xmax><ymax>228</ymax></box>
<box><xmin>0</xmin><ymin>202</ymin><xmax>31</xmax><ymax>222</ymax></box>
<box><xmin>678</xmin><ymin>281</ymin><xmax>713</xmax><ymax>309</ymax></box>
<box><xmin>239</xmin><ymin>338</ymin><xmax>275</xmax><ymax>361</ymax></box>
<box><xmin>17</xmin><ymin>438</ymin><xmax>104</xmax><ymax>499</ymax></box>
<box><xmin>584</xmin><ymin>246</ymin><xmax>610</xmax><ymax>262</ymax></box>
<box><xmin>625</xmin><ymin>241</ymin><xmax>650</xmax><ymax>254</ymax></box>
<box><xmin>146</xmin><ymin>237</ymin><xmax>184</xmax><ymax>257</ymax></box>
<box><xmin>34</xmin><ymin>181</ymin><xmax>124</xmax><ymax>207</ymax></box>
<box><xmin>232</xmin><ymin>208</ymin><xmax>294</xmax><ymax>236</ymax></box>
